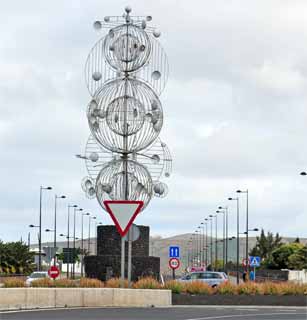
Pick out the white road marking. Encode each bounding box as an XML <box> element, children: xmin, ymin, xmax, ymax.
<box><xmin>184</xmin><ymin>312</ymin><xmax>307</xmax><ymax>320</ymax></box>
<box><xmin>234</xmin><ymin>308</ymin><xmax>259</xmax><ymax>311</ymax></box>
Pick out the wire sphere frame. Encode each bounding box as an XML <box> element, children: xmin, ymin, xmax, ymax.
<box><xmin>84</xmin><ymin>135</ymin><xmax>172</xmax><ymax>182</ymax></box>
<box><xmin>95</xmin><ymin>159</ymin><xmax>153</xmax><ymax>211</ymax></box>
<box><xmin>84</xmin><ymin>33</ymin><xmax>169</xmax><ymax>97</ymax></box>
<box><xmin>87</xmin><ymin>77</ymin><xmax>163</xmax><ymax>154</ymax></box>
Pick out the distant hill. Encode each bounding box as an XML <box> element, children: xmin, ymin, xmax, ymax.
<box><xmin>32</xmin><ymin>231</ymin><xmax>307</xmax><ymax>277</ymax></box>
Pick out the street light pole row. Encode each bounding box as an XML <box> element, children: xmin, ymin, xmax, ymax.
<box><xmin>29</xmin><ymin>187</ymin><xmax>102</xmax><ymax>278</ymax></box>
<box><xmin>187</xmin><ymin>189</ymin><xmax>258</xmax><ymax>281</ymax></box>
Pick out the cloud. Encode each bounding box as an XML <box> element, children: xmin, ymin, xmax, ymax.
<box><xmin>1</xmin><ymin>0</ymin><xmax>307</xmax><ymax>242</ymax></box>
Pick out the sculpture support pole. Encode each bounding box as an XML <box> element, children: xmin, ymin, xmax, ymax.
<box><xmin>121</xmin><ymin>236</ymin><xmax>125</xmax><ymax>286</ymax></box>
<box><xmin>128</xmin><ymin>230</ymin><xmax>132</xmax><ymax>285</ymax></box>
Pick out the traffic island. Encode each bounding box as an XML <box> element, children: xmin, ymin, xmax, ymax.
<box><xmin>172</xmin><ymin>293</ymin><xmax>307</xmax><ymax>306</ymax></box>
<box><xmin>0</xmin><ymin>288</ymin><xmax>172</xmax><ymax>311</ymax></box>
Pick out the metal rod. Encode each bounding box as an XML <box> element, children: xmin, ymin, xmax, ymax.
<box><xmin>215</xmin><ymin>216</ymin><xmax>218</xmax><ymax>270</ymax></box>
<box><xmin>246</xmin><ymin>190</ymin><xmax>249</xmax><ymax>272</ymax></box>
<box><xmin>225</xmin><ymin>207</ymin><xmax>228</xmax><ymax>272</ymax></box>
<box><xmin>54</xmin><ymin>195</ymin><xmax>57</xmax><ymax>267</ymax></box>
<box><xmin>39</xmin><ymin>186</ymin><xmax>42</xmax><ymax>271</ymax></box>
<box><xmin>67</xmin><ymin>206</ymin><xmax>70</xmax><ymax>278</ymax></box>
<box><xmin>236</xmin><ymin>198</ymin><xmax>240</xmax><ymax>285</ymax></box>
<box><xmin>81</xmin><ymin>214</ymin><xmax>84</xmax><ymax>277</ymax></box>
<box><xmin>73</xmin><ymin>208</ymin><xmax>76</xmax><ymax>279</ymax></box>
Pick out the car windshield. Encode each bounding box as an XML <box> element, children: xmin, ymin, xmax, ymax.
<box><xmin>30</xmin><ymin>272</ymin><xmax>46</xmax><ymax>278</ymax></box>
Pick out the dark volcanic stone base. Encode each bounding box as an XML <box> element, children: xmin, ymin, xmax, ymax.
<box><xmin>85</xmin><ymin>255</ymin><xmax>160</xmax><ymax>281</ymax></box>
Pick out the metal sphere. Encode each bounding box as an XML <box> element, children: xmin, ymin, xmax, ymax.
<box><xmin>153</xmin><ymin>29</ymin><xmax>161</xmax><ymax>38</ymax></box>
<box><xmin>104</xmin><ymin>24</ymin><xmax>151</xmax><ymax>73</ymax></box>
<box><xmin>152</xmin><ymin>71</ymin><xmax>161</xmax><ymax>80</ymax></box>
<box><xmin>96</xmin><ymin>159</ymin><xmax>153</xmax><ymax>211</ymax></box>
<box><xmin>81</xmin><ymin>176</ymin><xmax>94</xmax><ymax>192</ymax></box>
<box><xmin>92</xmin><ymin>71</ymin><xmax>102</xmax><ymax>81</ymax></box>
<box><xmin>93</xmin><ymin>21</ymin><xmax>102</xmax><ymax>30</ymax></box>
<box><xmin>125</xmin><ymin>6</ymin><xmax>132</xmax><ymax>13</ymax></box>
<box><xmin>86</xmin><ymin>186</ymin><xmax>96</xmax><ymax>199</ymax></box>
<box><xmin>87</xmin><ymin>78</ymin><xmax>163</xmax><ymax>153</ymax></box>
<box><xmin>153</xmin><ymin>181</ymin><xmax>168</xmax><ymax>198</ymax></box>
<box><xmin>89</xmin><ymin>152</ymin><xmax>99</xmax><ymax>162</ymax></box>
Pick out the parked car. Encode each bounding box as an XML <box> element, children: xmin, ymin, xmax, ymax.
<box><xmin>180</xmin><ymin>271</ymin><xmax>228</xmax><ymax>287</ymax></box>
<box><xmin>25</xmin><ymin>271</ymin><xmax>49</xmax><ymax>286</ymax></box>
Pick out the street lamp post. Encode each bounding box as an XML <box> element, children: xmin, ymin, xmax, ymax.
<box><xmin>209</xmin><ymin>214</ymin><xmax>217</xmax><ymax>270</ymax></box>
<box><xmin>81</xmin><ymin>212</ymin><xmax>90</xmax><ymax>277</ymax></box>
<box><xmin>219</xmin><ymin>206</ymin><xmax>229</xmax><ymax>271</ymax></box>
<box><xmin>88</xmin><ymin>215</ymin><xmax>96</xmax><ymax>255</ymax></box>
<box><xmin>209</xmin><ymin>217</ymin><xmax>213</xmax><ymax>269</ymax></box>
<box><xmin>29</xmin><ymin>224</ymin><xmax>39</xmax><ymax>269</ymax></box>
<box><xmin>229</xmin><ymin>197</ymin><xmax>240</xmax><ymax>284</ymax></box>
<box><xmin>53</xmin><ymin>195</ymin><xmax>66</xmax><ymax>266</ymax></box>
<box><xmin>216</xmin><ymin>210</ymin><xmax>225</xmax><ymax>270</ymax></box>
<box><xmin>67</xmin><ymin>205</ymin><xmax>77</xmax><ymax>278</ymax></box>
<box><xmin>95</xmin><ymin>221</ymin><xmax>103</xmax><ymax>255</ymax></box>
<box><xmin>73</xmin><ymin>207</ymin><xmax>83</xmax><ymax>279</ymax></box>
<box><xmin>237</xmin><ymin>190</ymin><xmax>249</xmax><ymax>272</ymax></box>
<box><xmin>204</xmin><ymin>218</ymin><xmax>208</xmax><ymax>267</ymax></box>
<box><xmin>200</xmin><ymin>223</ymin><xmax>205</xmax><ymax>267</ymax></box>
<box><xmin>38</xmin><ymin>186</ymin><xmax>52</xmax><ymax>270</ymax></box>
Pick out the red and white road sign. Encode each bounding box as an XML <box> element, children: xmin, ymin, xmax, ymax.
<box><xmin>190</xmin><ymin>266</ymin><xmax>205</xmax><ymax>272</ymax></box>
<box><xmin>169</xmin><ymin>258</ymin><xmax>180</xmax><ymax>270</ymax></box>
<box><xmin>242</xmin><ymin>258</ymin><xmax>250</xmax><ymax>267</ymax></box>
<box><xmin>103</xmin><ymin>200</ymin><xmax>143</xmax><ymax>237</ymax></box>
<box><xmin>48</xmin><ymin>266</ymin><xmax>60</xmax><ymax>279</ymax></box>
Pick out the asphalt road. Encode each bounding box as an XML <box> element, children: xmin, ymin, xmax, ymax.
<box><xmin>0</xmin><ymin>307</ymin><xmax>306</xmax><ymax>320</ymax></box>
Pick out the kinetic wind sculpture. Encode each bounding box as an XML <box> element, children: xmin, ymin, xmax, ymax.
<box><xmin>79</xmin><ymin>6</ymin><xmax>172</xmax><ymax>219</ymax></box>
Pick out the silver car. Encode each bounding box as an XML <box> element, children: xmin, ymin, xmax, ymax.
<box><xmin>180</xmin><ymin>271</ymin><xmax>228</xmax><ymax>287</ymax></box>
<box><xmin>25</xmin><ymin>271</ymin><xmax>49</xmax><ymax>286</ymax></box>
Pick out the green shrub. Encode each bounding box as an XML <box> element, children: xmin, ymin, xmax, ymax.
<box><xmin>216</xmin><ymin>282</ymin><xmax>237</xmax><ymax>295</ymax></box>
<box><xmin>260</xmin><ymin>282</ymin><xmax>280</xmax><ymax>295</ymax></box>
<box><xmin>164</xmin><ymin>280</ymin><xmax>184</xmax><ymax>294</ymax></box>
<box><xmin>237</xmin><ymin>282</ymin><xmax>261</xmax><ymax>295</ymax></box>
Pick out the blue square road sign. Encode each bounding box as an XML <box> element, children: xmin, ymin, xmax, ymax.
<box><xmin>169</xmin><ymin>246</ymin><xmax>180</xmax><ymax>258</ymax></box>
<box><xmin>249</xmin><ymin>256</ymin><xmax>261</xmax><ymax>267</ymax></box>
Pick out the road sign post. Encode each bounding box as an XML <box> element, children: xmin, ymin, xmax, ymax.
<box><xmin>249</xmin><ymin>256</ymin><xmax>260</xmax><ymax>281</ymax></box>
<box><xmin>103</xmin><ymin>200</ymin><xmax>143</xmax><ymax>288</ymax></box>
<box><xmin>169</xmin><ymin>257</ymin><xmax>180</xmax><ymax>280</ymax></box>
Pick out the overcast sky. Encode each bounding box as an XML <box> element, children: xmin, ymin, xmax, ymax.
<box><xmin>1</xmin><ymin>0</ymin><xmax>307</xmax><ymax>244</ymax></box>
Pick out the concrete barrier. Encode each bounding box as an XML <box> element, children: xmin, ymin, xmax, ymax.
<box><xmin>0</xmin><ymin>288</ymin><xmax>171</xmax><ymax>310</ymax></box>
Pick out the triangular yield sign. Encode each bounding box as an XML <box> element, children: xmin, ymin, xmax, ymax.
<box><xmin>103</xmin><ymin>200</ymin><xmax>143</xmax><ymax>237</ymax></box>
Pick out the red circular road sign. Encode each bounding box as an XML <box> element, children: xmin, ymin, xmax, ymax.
<box><xmin>242</xmin><ymin>258</ymin><xmax>250</xmax><ymax>267</ymax></box>
<box><xmin>48</xmin><ymin>266</ymin><xmax>60</xmax><ymax>279</ymax></box>
<box><xmin>169</xmin><ymin>258</ymin><xmax>180</xmax><ymax>270</ymax></box>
